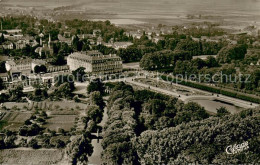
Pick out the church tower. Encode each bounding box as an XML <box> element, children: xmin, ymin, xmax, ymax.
<box><xmin>48</xmin><ymin>33</ymin><xmax>51</xmax><ymax>49</ymax></box>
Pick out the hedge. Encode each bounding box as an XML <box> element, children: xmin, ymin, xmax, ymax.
<box><xmin>160</xmin><ymin>75</ymin><xmax>260</xmax><ymax>104</ymax></box>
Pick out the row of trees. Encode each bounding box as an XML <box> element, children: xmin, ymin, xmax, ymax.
<box><xmin>174</xmin><ymin>38</ymin><xmax>225</xmax><ymax>56</ymax></box>
<box><xmin>140</xmin><ymin>50</ymin><xmax>219</xmax><ymax>71</ymax></box>
<box><xmin>64</xmin><ymin>19</ymin><xmax>131</xmax><ymax>43</ymax></box>
<box><xmin>66</xmin><ymin>79</ymin><xmax>107</xmax><ymax>165</ymax></box>
<box><xmin>102</xmin><ymin>82</ymin><xmax>138</xmax><ymax>164</ymax></box>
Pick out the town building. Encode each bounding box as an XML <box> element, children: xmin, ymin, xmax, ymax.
<box><xmin>97</xmin><ymin>36</ymin><xmax>103</xmax><ymax>45</ymax></box>
<box><xmin>5</xmin><ymin>58</ymin><xmax>32</xmax><ymax>75</ymax></box>
<box><xmin>67</xmin><ymin>51</ymin><xmax>122</xmax><ymax>74</ymax></box>
<box><xmin>58</xmin><ymin>34</ymin><xmax>72</xmax><ymax>46</ymax></box>
<box><xmin>152</xmin><ymin>37</ymin><xmax>164</xmax><ymax>43</ymax></box>
<box><xmin>93</xmin><ymin>29</ymin><xmax>101</xmax><ymax>37</ymax></box>
<box><xmin>15</xmin><ymin>40</ymin><xmax>27</xmax><ymax>49</ymax></box>
<box><xmin>2</xmin><ymin>41</ymin><xmax>14</xmax><ymax>49</ymax></box>
<box><xmin>35</xmin><ymin>44</ymin><xmax>53</xmax><ymax>57</ymax></box>
<box><xmin>112</xmin><ymin>42</ymin><xmax>133</xmax><ymax>50</ymax></box>
<box><xmin>0</xmin><ymin>73</ymin><xmax>9</xmax><ymax>82</ymax></box>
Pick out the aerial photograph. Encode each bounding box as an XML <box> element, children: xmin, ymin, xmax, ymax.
<box><xmin>0</xmin><ymin>0</ymin><xmax>259</xmax><ymax>164</ymax></box>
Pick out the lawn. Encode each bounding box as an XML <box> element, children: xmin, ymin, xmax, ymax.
<box><xmin>45</xmin><ymin>115</ymin><xmax>76</xmax><ymax>131</ymax></box>
<box><xmin>0</xmin><ymin>120</ymin><xmax>7</xmax><ymax>131</ymax></box>
<box><xmin>0</xmin><ymin>148</ymin><xmax>65</xmax><ymax>165</ymax></box>
<box><xmin>1</xmin><ymin>112</ymin><xmax>32</xmax><ymax>131</ymax></box>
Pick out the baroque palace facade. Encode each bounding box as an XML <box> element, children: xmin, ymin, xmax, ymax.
<box><xmin>67</xmin><ymin>51</ymin><xmax>123</xmax><ymax>74</ymax></box>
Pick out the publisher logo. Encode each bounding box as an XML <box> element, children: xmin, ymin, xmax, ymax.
<box><xmin>226</xmin><ymin>141</ymin><xmax>249</xmax><ymax>154</ymax></box>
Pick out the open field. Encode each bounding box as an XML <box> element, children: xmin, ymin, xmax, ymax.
<box><xmin>1</xmin><ymin>112</ymin><xmax>32</xmax><ymax>131</ymax></box>
<box><xmin>28</xmin><ymin>101</ymin><xmax>87</xmax><ymax>111</ymax></box>
<box><xmin>0</xmin><ymin>148</ymin><xmax>65</xmax><ymax>165</ymax></box>
<box><xmin>45</xmin><ymin>115</ymin><xmax>76</xmax><ymax>131</ymax></box>
<box><xmin>1</xmin><ymin>0</ymin><xmax>260</xmax><ymax>26</ymax></box>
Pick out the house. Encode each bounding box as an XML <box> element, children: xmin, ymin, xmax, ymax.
<box><xmin>93</xmin><ymin>29</ymin><xmax>101</xmax><ymax>37</ymax></box>
<box><xmin>160</xmin><ymin>28</ymin><xmax>173</xmax><ymax>35</ymax></box>
<box><xmin>0</xmin><ymin>73</ymin><xmax>9</xmax><ymax>82</ymax></box>
<box><xmin>250</xmin><ymin>59</ymin><xmax>260</xmax><ymax>66</ymax></box>
<box><xmin>5</xmin><ymin>29</ymin><xmax>22</xmax><ymax>34</ymax></box>
<box><xmin>31</xmin><ymin>59</ymin><xmax>47</xmax><ymax>71</ymax></box>
<box><xmin>104</xmin><ymin>42</ymin><xmax>113</xmax><ymax>48</ymax></box>
<box><xmin>35</xmin><ymin>44</ymin><xmax>53</xmax><ymax>57</ymax></box>
<box><xmin>97</xmin><ymin>36</ymin><xmax>103</xmax><ymax>45</ymax></box>
<box><xmin>58</xmin><ymin>34</ymin><xmax>72</xmax><ymax>46</ymax></box>
<box><xmin>146</xmin><ymin>30</ymin><xmax>160</xmax><ymax>37</ymax></box>
<box><xmin>113</xmin><ymin>42</ymin><xmax>133</xmax><ymax>50</ymax></box>
<box><xmin>46</xmin><ymin>64</ymin><xmax>69</xmax><ymax>73</ymax></box>
<box><xmin>15</xmin><ymin>40</ymin><xmax>27</xmax><ymax>49</ymax></box>
<box><xmin>2</xmin><ymin>41</ymin><xmax>14</xmax><ymax>49</ymax></box>
<box><xmin>64</xmin><ymin>32</ymin><xmax>71</xmax><ymax>38</ymax></box>
<box><xmin>3</xmin><ymin>34</ymin><xmax>23</xmax><ymax>41</ymax></box>
<box><xmin>88</xmin><ymin>39</ymin><xmax>95</xmax><ymax>45</ymax></box>
<box><xmin>5</xmin><ymin>58</ymin><xmax>32</xmax><ymax>75</ymax></box>
<box><xmin>152</xmin><ymin>37</ymin><xmax>164</xmax><ymax>43</ymax></box>
<box><xmin>125</xmin><ymin>31</ymin><xmax>142</xmax><ymax>39</ymax></box>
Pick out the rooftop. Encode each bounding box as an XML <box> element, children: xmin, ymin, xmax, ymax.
<box><xmin>69</xmin><ymin>51</ymin><xmax>121</xmax><ymax>61</ymax></box>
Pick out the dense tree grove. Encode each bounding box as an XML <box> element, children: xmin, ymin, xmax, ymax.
<box><xmin>102</xmin><ymin>83</ymin><xmax>139</xmax><ymax>164</ymax></box>
<box><xmin>174</xmin><ymin>38</ymin><xmax>225</xmax><ymax>56</ymax></box>
<box><xmin>87</xmin><ymin>78</ymin><xmax>105</xmax><ymax>95</ymax></box>
<box><xmin>135</xmin><ymin>109</ymin><xmax>260</xmax><ymax>164</ymax></box>
<box><xmin>50</xmin><ymin>75</ymin><xmax>75</xmax><ymax>99</ymax></box>
<box><xmin>217</xmin><ymin>44</ymin><xmax>248</xmax><ymax>63</ymax></box>
<box><xmin>101</xmin><ymin>82</ymin><xmax>260</xmax><ymax>164</ymax></box>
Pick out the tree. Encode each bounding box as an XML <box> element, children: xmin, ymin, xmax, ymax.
<box><xmin>34</xmin><ymin>65</ymin><xmax>47</xmax><ymax>73</ymax></box>
<box><xmin>89</xmin><ymin>91</ymin><xmax>105</xmax><ymax>110</ymax></box>
<box><xmin>8</xmin><ymin>85</ymin><xmax>24</xmax><ymax>101</ymax></box>
<box><xmin>66</xmin><ymin>132</ymin><xmax>93</xmax><ymax>165</ymax></box>
<box><xmin>34</xmin><ymin>65</ymin><xmax>40</xmax><ymax>73</ymax></box>
<box><xmin>87</xmin><ymin>78</ymin><xmax>105</xmax><ymax>95</ymax></box>
<box><xmin>217</xmin><ymin>44</ymin><xmax>247</xmax><ymax>63</ymax></box>
<box><xmin>54</xmin><ymin>75</ymin><xmax>75</xmax><ymax>91</ymax></box>
<box><xmin>174</xmin><ymin>102</ymin><xmax>209</xmax><ymax>125</ymax></box>
<box><xmin>52</xmin><ymin>54</ymin><xmax>66</xmax><ymax>66</ymax></box>
<box><xmin>28</xmin><ymin>139</ymin><xmax>39</xmax><ymax>149</ymax></box>
<box><xmin>0</xmin><ymin>33</ymin><xmax>5</xmax><ymax>44</ymax></box>
<box><xmin>72</xmin><ymin>35</ymin><xmax>83</xmax><ymax>51</ymax></box>
<box><xmin>55</xmin><ymin>139</ymin><xmax>66</xmax><ymax>148</ymax></box>
<box><xmin>55</xmin><ymin>82</ymin><xmax>74</xmax><ymax>98</ymax></box>
<box><xmin>216</xmin><ymin>107</ymin><xmax>230</xmax><ymax>117</ymax></box>
<box><xmin>0</xmin><ymin>78</ymin><xmax>5</xmax><ymax>90</ymax></box>
<box><xmin>86</xmin><ymin>105</ymin><xmax>103</xmax><ymax>123</ymax></box>
<box><xmin>0</xmin><ymin>61</ymin><xmax>7</xmax><ymax>73</ymax></box>
<box><xmin>29</xmin><ymin>88</ymin><xmax>48</xmax><ymax>101</ymax></box>
<box><xmin>72</xmin><ymin>67</ymin><xmax>86</xmax><ymax>82</ymax></box>
<box><xmin>206</xmin><ymin>56</ymin><xmax>219</xmax><ymax>68</ymax></box>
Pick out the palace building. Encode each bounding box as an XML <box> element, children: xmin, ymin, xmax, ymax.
<box><xmin>67</xmin><ymin>51</ymin><xmax>123</xmax><ymax>74</ymax></box>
